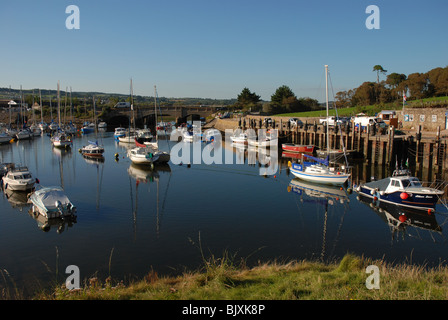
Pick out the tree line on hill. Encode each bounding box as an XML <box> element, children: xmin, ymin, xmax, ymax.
<box><xmin>232</xmin><ymin>65</ymin><xmax>448</xmax><ymax>115</ymax></box>
<box><xmin>335</xmin><ymin>65</ymin><xmax>448</xmax><ymax>108</ymax></box>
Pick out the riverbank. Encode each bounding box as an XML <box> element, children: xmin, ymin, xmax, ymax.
<box><xmin>34</xmin><ymin>254</ymin><xmax>448</xmax><ymax>300</ymax></box>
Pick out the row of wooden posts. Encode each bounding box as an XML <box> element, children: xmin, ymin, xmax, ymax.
<box><xmin>242</xmin><ymin>118</ymin><xmax>447</xmax><ymax>170</ymax></box>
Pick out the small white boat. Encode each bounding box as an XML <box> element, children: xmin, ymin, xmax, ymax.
<box><xmin>28</xmin><ymin>186</ymin><xmax>76</xmax><ymax>219</ymax></box>
<box><xmin>137</xmin><ymin>128</ymin><xmax>153</xmax><ymax>140</ymax></box>
<box><xmin>204</xmin><ymin>129</ymin><xmax>221</xmax><ymax>143</ymax></box>
<box><xmin>80</xmin><ymin>140</ymin><xmax>104</xmax><ymax>158</ymax></box>
<box><xmin>230</xmin><ymin>132</ymin><xmax>249</xmax><ymax>144</ymax></box>
<box><xmin>16</xmin><ymin>129</ymin><xmax>33</xmax><ymax>140</ymax></box>
<box><xmin>0</xmin><ymin>133</ymin><xmax>12</xmax><ymax>144</ymax></box>
<box><xmin>51</xmin><ymin>132</ymin><xmax>72</xmax><ymax>148</ymax></box>
<box><xmin>98</xmin><ymin>121</ymin><xmax>107</xmax><ymax>128</ymax></box>
<box><xmin>127</xmin><ymin>146</ymin><xmax>160</xmax><ymax>165</ymax></box>
<box><xmin>1</xmin><ymin>166</ymin><xmax>37</xmax><ymax>191</ymax></box>
<box><xmin>128</xmin><ymin>139</ymin><xmax>170</xmax><ymax>165</ymax></box>
<box><xmin>29</xmin><ymin>123</ymin><xmax>42</xmax><ymax>136</ymax></box>
<box><xmin>114</xmin><ymin>127</ymin><xmax>127</xmax><ymax>139</ymax></box>
<box><xmin>247</xmin><ymin>130</ymin><xmax>278</xmax><ymax>148</ymax></box>
<box><xmin>118</xmin><ymin>131</ymin><xmax>138</xmax><ymax>143</ymax></box>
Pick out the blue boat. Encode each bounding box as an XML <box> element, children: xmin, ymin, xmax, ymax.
<box><xmin>355</xmin><ymin>171</ymin><xmax>445</xmax><ymax>211</ymax></box>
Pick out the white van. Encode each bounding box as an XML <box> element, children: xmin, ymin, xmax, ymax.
<box><xmin>352</xmin><ymin>116</ymin><xmax>387</xmax><ymax>130</ymax></box>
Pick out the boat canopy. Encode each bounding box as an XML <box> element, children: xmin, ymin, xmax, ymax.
<box><xmin>32</xmin><ymin>187</ymin><xmax>71</xmax><ymax>210</ymax></box>
<box><xmin>302</xmin><ymin>154</ymin><xmax>329</xmax><ymax>166</ymax></box>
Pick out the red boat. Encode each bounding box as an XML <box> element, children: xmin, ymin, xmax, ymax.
<box><xmin>282</xmin><ymin>143</ymin><xmax>314</xmax><ymax>153</ymax></box>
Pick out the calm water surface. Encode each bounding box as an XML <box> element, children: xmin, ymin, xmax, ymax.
<box><xmin>1</xmin><ymin>131</ymin><xmax>447</xmax><ymax>296</ymax></box>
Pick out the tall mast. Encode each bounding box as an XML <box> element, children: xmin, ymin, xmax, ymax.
<box><xmin>57</xmin><ymin>81</ymin><xmax>61</xmax><ymax>128</ymax></box>
<box><xmin>325</xmin><ymin>65</ymin><xmax>330</xmax><ymax>156</ymax></box>
<box><xmin>154</xmin><ymin>85</ymin><xmax>158</xmax><ymax>142</ymax></box>
<box><xmin>39</xmin><ymin>89</ymin><xmax>43</xmax><ymax>124</ymax></box>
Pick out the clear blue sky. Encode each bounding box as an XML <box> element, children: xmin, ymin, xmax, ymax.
<box><xmin>0</xmin><ymin>0</ymin><xmax>447</xmax><ymax>102</ymax></box>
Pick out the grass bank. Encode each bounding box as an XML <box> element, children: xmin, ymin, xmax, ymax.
<box><xmin>273</xmin><ymin>96</ymin><xmax>448</xmax><ymax>118</ymax></box>
<box><xmin>34</xmin><ymin>254</ymin><xmax>448</xmax><ymax>300</ymax></box>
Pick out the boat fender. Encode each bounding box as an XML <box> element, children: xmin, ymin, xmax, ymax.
<box><xmin>370</xmin><ymin>190</ymin><xmax>375</xmax><ymax>195</ymax></box>
<box><xmin>428</xmin><ymin>209</ymin><xmax>433</xmax><ymax>215</ymax></box>
<box><xmin>379</xmin><ymin>191</ymin><xmax>385</xmax><ymax>196</ymax></box>
<box><xmin>399</xmin><ymin>214</ymin><xmax>407</xmax><ymax>222</ymax></box>
<box><xmin>288</xmin><ymin>161</ymin><xmax>292</xmax><ymax>168</ymax></box>
<box><xmin>373</xmin><ymin>196</ymin><xmax>378</xmax><ymax>201</ymax></box>
<box><xmin>400</xmin><ymin>192</ymin><xmax>409</xmax><ymax>200</ymax></box>
<box><xmin>287</xmin><ymin>186</ymin><xmax>292</xmax><ymax>193</ymax></box>
<box><xmin>36</xmin><ymin>178</ymin><xmax>39</xmax><ymax>184</ymax></box>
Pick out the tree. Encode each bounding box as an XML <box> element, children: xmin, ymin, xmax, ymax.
<box><xmin>386</xmin><ymin>73</ymin><xmax>407</xmax><ymax>89</ymax></box>
<box><xmin>351</xmin><ymin>82</ymin><xmax>377</xmax><ymax>106</ymax></box>
<box><xmin>270</xmin><ymin>85</ymin><xmax>296</xmax><ymax>113</ymax></box>
<box><xmin>373</xmin><ymin>65</ymin><xmax>387</xmax><ymax>83</ymax></box>
<box><xmin>427</xmin><ymin>66</ymin><xmax>448</xmax><ymax>96</ymax></box>
<box><xmin>237</xmin><ymin>87</ymin><xmax>260</xmax><ymax>104</ymax></box>
<box><xmin>404</xmin><ymin>73</ymin><xmax>432</xmax><ymax>99</ymax></box>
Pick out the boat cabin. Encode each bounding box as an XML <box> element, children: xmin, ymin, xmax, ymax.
<box><xmin>384</xmin><ymin>176</ymin><xmax>422</xmax><ymax>193</ymax></box>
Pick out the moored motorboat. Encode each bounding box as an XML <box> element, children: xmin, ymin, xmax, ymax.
<box><xmin>28</xmin><ymin>186</ymin><xmax>76</xmax><ymax>219</ymax></box>
<box><xmin>114</xmin><ymin>127</ymin><xmax>127</xmax><ymax>139</ymax></box>
<box><xmin>1</xmin><ymin>166</ymin><xmax>37</xmax><ymax>191</ymax></box>
<box><xmin>80</xmin><ymin>140</ymin><xmax>104</xmax><ymax>158</ymax></box>
<box><xmin>81</xmin><ymin>122</ymin><xmax>95</xmax><ymax>134</ymax></box>
<box><xmin>51</xmin><ymin>132</ymin><xmax>72</xmax><ymax>148</ymax></box>
<box><xmin>355</xmin><ymin>173</ymin><xmax>444</xmax><ymax>211</ymax></box>
<box><xmin>16</xmin><ymin>128</ymin><xmax>33</xmax><ymax>140</ymax></box>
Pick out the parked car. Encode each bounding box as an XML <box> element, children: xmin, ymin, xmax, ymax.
<box><xmin>263</xmin><ymin>117</ymin><xmax>272</xmax><ymax>126</ymax></box>
<box><xmin>319</xmin><ymin>116</ymin><xmax>345</xmax><ymax>126</ymax></box>
<box><xmin>288</xmin><ymin>118</ymin><xmax>303</xmax><ymax>127</ymax></box>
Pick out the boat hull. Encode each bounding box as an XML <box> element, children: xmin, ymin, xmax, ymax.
<box><xmin>357</xmin><ymin>185</ymin><xmax>441</xmax><ymax>210</ymax></box>
<box><xmin>289</xmin><ymin>164</ymin><xmax>350</xmax><ymax>186</ymax></box>
<box><xmin>282</xmin><ymin>143</ymin><xmax>314</xmax><ymax>153</ymax></box>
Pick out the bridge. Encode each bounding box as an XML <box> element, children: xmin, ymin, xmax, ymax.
<box><xmin>103</xmin><ymin>105</ymin><xmax>218</xmax><ymax>128</ymax></box>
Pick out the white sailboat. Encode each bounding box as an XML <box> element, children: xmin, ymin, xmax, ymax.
<box><xmin>50</xmin><ymin>81</ymin><xmax>72</xmax><ymax>148</ymax></box>
<box><xmin>289</xmin><ymin>65</ymin><xmax>350</xmax><ymax>185</ymax></box>
<box><xmin>127</xmin><ymin>85</ymin><xmax>170</xmax><ymax>165</ymax></box>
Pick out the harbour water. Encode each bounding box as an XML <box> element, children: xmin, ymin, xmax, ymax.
<box><xmin>1</xmin><ymin>130</ymin><xmax>447</xmax><ymax>297</ymax></box>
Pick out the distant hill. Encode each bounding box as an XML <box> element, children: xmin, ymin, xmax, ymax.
<box><xmin>0</xmin><ymin>87</ymin><xmax>237</xmax><ymax>107</ymax></box>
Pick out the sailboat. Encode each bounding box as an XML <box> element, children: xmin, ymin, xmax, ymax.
<box><xmin>38</xmin><ymin>89</ymin><xmax>47</xmax><ymax>132</ymax></box>
<box><xmin>64</xmin><ymin>87</ymin><xmax>77</xmax><ymax>134</ymax></box>
<box><xmin>289</xmin><ymin>65</ymin><xmax>350</xmax><ymax>185</ymax></box>
<box><xmin>127</xmin><ymin>85</ymin><xmax>170</xmax><ymax>165</ymax></box>
<box><xmin>16</xmin><ymin>86</ymin><xmax>33</xmax><ymax>140</ymax></box>
<box><xmin>50</xmin><ymin>81</ymin><xmax>72</xmax><ymax>148</ymax></box>
<box><xmin>119</xmin><ymin>79</ymin><xmax>138</xmax><ymax>143</ymax></box>
<box><xmin>80</xmin><ymin>96</ymin><xmax>105</xmax><ymax>158</ymax></box>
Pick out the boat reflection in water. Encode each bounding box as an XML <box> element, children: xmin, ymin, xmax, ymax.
<box><xmin>288</xmin><ymin>178</ymin><xmax>350</xmax><ymax>206</ymax></box>
<box><xmin>127</xmin><ymin>162</ymin><xmax>172</xmax><ymax>238</ymax></box>
<box><xmin>287</xmin><ymin>178</ymin><xmax>350</xmax><ymax>261</ymax></box>
<box><xmin>357</xmin><ymin>194</ymin><xmax>443</xmax><ymax>243</ymax></box>
<box><xmin>28</xmin><ymin>206</ymin><xmax>77</xmax><ymax>233</ymax></box>
<box><xmin>4</xmin><ymin>188</ymin><xmax>30</xmax><ymax>210</ymax></box>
